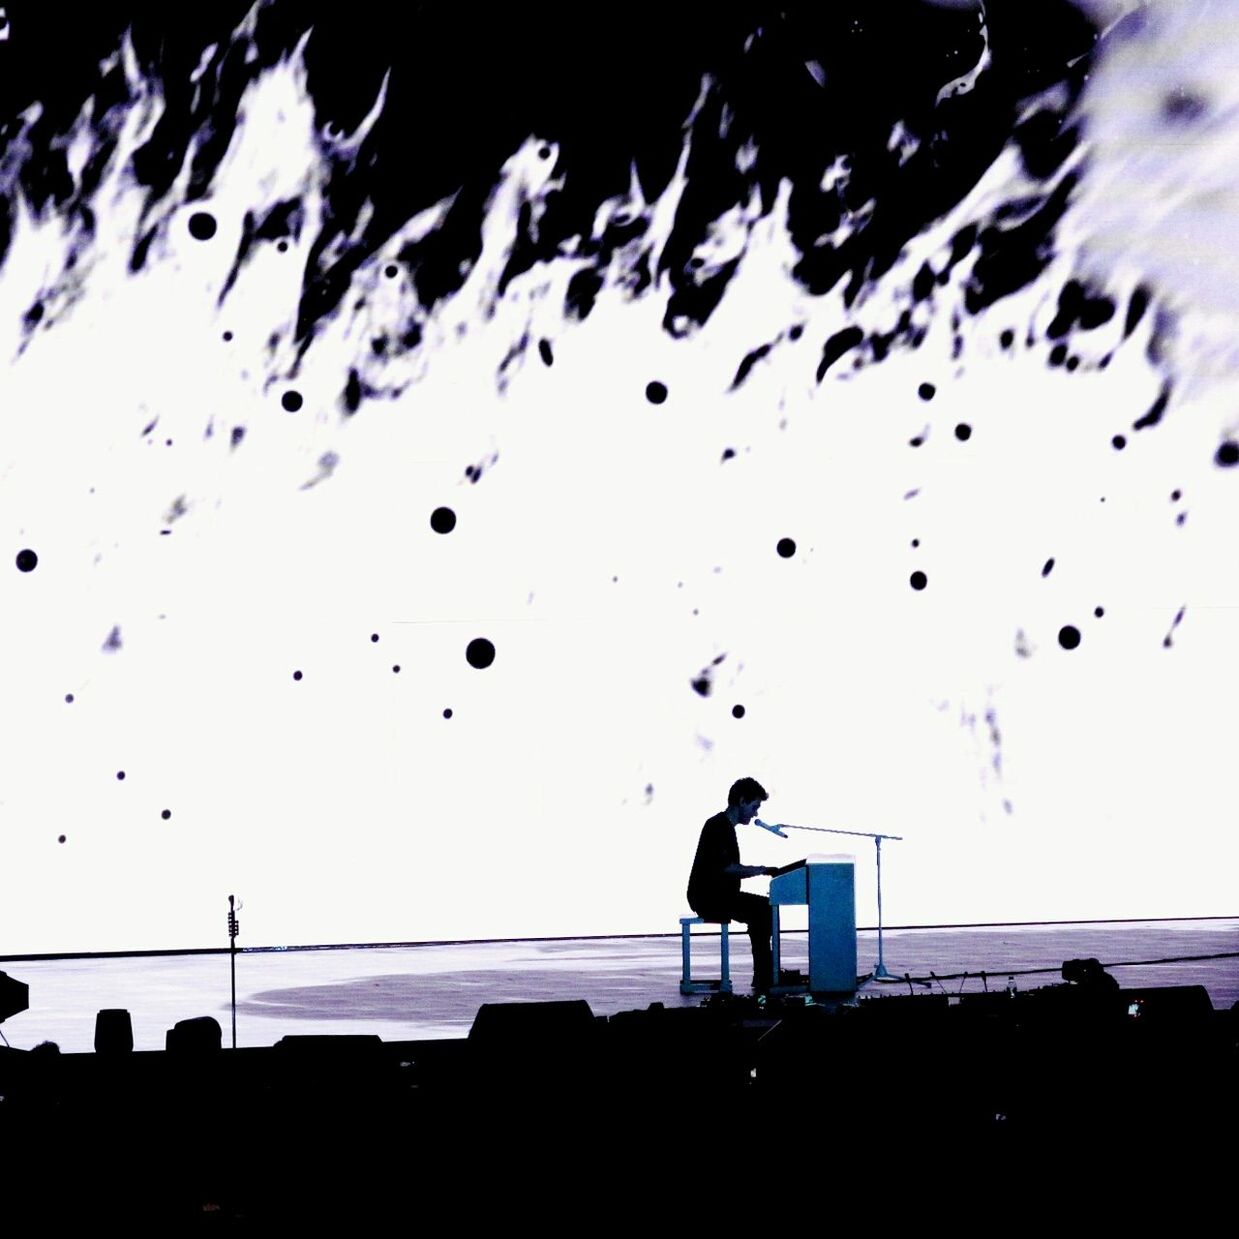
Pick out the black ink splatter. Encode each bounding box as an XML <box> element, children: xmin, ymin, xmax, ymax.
<box><xmin>732</xmin><ymin>705</ymin><xmax>745</xmax><ymax>719</ymax></box>
<box><xmin>1041</xmin><ymin>558</ymin><xmax>1054</xmax><ymax>578</ymax></box>
<box><xmin>466</xmin><ymin>638</ymin><xmax>496</xmax><ymax>669</ymax></box>
<box><xmin>776</xmin><ymin>538</ymin><xmax>796</xmax><ymax>558</ymax></box>
<box><xmin>1215</xmin><ymin>441</ymin><xmax>1239</xmax><ymax>467</ymax></box>
<box><xmin>910</xmin><ymin>571</ymin><xmax>927</xmax><ymax>591</ymax></box>
<box><xmin>282</xmin><ymin>390</ymin><xmax>303</xmax><ymax>412</ymax></box>
<box><xmin>538</xmin><ymin>339</ymin><xmax>553</xmax><ymax>366</ymax></box>
<box><xmin>16</xmin><ymin>548</ymin><xmax>37</xmax><ymax>572</ymax></box>
<box><xmin>955</xmin><ymin>423</ymin><xmax>971</xmax><ymax>441</ymax></box>
<box><xmin>918</xmin><ymin>382</ymin><xmax>936</xmax><ymax>401</ymax></box>
<box><xmin>188</xmin><ymin>211</ymin><xmax>217</xmax><ymax>241</ymax></box>
<box><xmin>1112</xmin><ymin>434</ymin><xmax>1126</xmax><ymax>450</ymax></box>
<box><xmin>1058</xmin><ymin>625</ymin><xmax>1080</xmax><ymax>650</ymax></box>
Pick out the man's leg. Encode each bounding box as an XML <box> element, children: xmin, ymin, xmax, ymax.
<box><xmin>729</xmin><ymin>892</ymin><xmax>773</xmax><ymax>990</ymax></box>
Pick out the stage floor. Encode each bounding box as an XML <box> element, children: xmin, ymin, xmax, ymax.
<box><xmin>2</xmin><ymin>919</ymin><xmax>1235</xmax><ymax>1053</ymax></box>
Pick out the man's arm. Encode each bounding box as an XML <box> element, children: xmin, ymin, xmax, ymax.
<box><xmin>723</xmin><ymin>863</ymin><xmax>776</xmax><ymax>878</ymax></box>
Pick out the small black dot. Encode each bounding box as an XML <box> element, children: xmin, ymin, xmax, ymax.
<box><xmin>918</xmin><ymin>382</ymin><xmax>936</xmax><ymax>401</ymax></box>
<box><xmin>1000</xmin><ymin>329</ymin><xmax>1014</xmax><ymax>349</ymax></box>
<box><xmin>58</xmin><ymin>835</ymin><xmax>66</xmax><ymax>844</ymax></box>
<box><xmin>277</xmin><ymin>239</ymin><xmax>289</xmax><ymax>252</ymax></box>
<box><xmin>911</xmin><ymin>538</ymin><xmax>920</xmax><ymax>548</ymax></box>
<box><xmin>1042</xmin><ymin>558</ymin><xmax>1055</xmax><ymax>578</ymax></box>
<box><xmin>1112</xmin><ymin>434</ymin><xmax>1126</xmax><ymax>450</ymax></box>
<box><xmin>732</xmin><ymin>704</ymin><xmax>746</xmax><ymax>719</ymax></box>
<box><xmin>538</xmin><ymin>144</ymin><xmax>551</xmax><ymax>159</ymax></box>
<box><xmin>16</xmin><ymin>548</ymin><xmax>38</xmax><ymax>572</ymax></box>
<box><xmin>1058</xmin><ymin>625</ymin><xmax>1081</xmax><ymax>650</ymax></box>
<box><xmin>1049</xmin><ymin>343</ymin><xmax>1068</xmax><ymax>367</ymax></box>
<box><xmin>385</xmin><ymin>264</ymin><xmax>399</xmax><ymax>279</ymax></box>
<box><xmin>1171</xmin><ymin>489</ymin><xmax>1182</xmax><ymax>501</ymax></box>
<box><xmin>1094</xmin><ymin>606</ymin><xmax>1105</xmax><ymax>618</ymax></box>
<box><xmin>222</xmin><ymin>331</ymin><xmax>233</xmax><ymax>342</ymax></box>
<box><xmin>116</xmin><ymin>771</ymin><xmax>125</xmax><ymax>781</ymax></box>
<box><xmin>162</xmin><ymin>809</ymin><xmax>171</xmax><ymax>820</ymax></box>
<box><xmin>722</xmin><ymin>447</ymin><xmax>735</xmax><ymax>461</ymax></box>
<box><xmin>909</xmin><ymin>436</ymin><xmax>924</xmax><ymax>448</ymax></box>
<box><xmin>443</xmin><ymin>708</ymin><xmax>453</xmax><ymax>719</ymax></box>
<box><xmin>371</xmin><ymin>633</ymin><xmax>380</xmax><ymax>643</ymax></box>
<box><xmin>392</xmin><ymin>665</ymin><xmax>400</xmax><ymax>673</ymax></box>
<box><xmin>776</xmin><ymin>538</ymin><xmax>797</xmax><ymax>558</ymax></box>
<box><xmin>293</xmin><ymin>670</ymin><xmax>303</xmax><ymax>681</ymax></box>
<box><xmin>1066</xmin><ymin>356</ymin><xmax>1080</xmax><ymax>372</ymax></box>
<box><xmin>430</xmin><ymin>507</ymin><xmax>457</xmax><ymax>534</ymax></box>
<box><xmin>65</xmin><ymin>693</ymin><xmax>74</xmax><ymax>704</ymax></box>
<box><xmin>789</xmin><ymin>325</ymin><xmax>804</xmax><ymax>340</ymax></box>
<box><xmin>955</xmin><ymin>423</ymin><xmax>972</xmax><ymax>441</ymax></box>
<box><xmin>281</xmin><ymin>390</ymin><xmax>303</xmax><ymax>412</ymax></box>
<box><xmin>466</xmin><ymin>638</ymin><xmax>496</xmax><ymax>669</ymax></box>
<box><xmin>188</xmin><ymin>211</ymin><xmax>217</xmax><ymax>241</ymax></box>
<box><xmin>1176</xmin><ymin>512</ymin><xmax>1187</xmax><ymax>527</ymax></box>
<box><xmin>1215</xmin><ymin>440</ymin><xmax>1239</xmax><ymax>467</ymax></box>
<box><xmin>910</xmin><ymin>571</ymin><xmax>927</xmax><ymax>591</ymax></box>
<box><xmin>646</xmin><ymin>381</ymin><xmax>668</xmax><ymax>405</ymax></box>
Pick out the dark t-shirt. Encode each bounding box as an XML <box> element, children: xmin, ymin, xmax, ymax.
<box><xmin>687</xmin><ymin>812</ymin><xmax>740</xmax><ymax>912</ymax></box>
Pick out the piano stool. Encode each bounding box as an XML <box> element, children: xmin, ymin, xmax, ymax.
<box><xmin>679</xmin><ymin>917</ymin><xmax>732</xmax><ymax>995</ymax></box>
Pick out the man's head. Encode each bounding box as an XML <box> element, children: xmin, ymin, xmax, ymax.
<box><xmin>726</xmin><ymin>776</ymin><xmax>767</xmax><ymax>825</ymax></box>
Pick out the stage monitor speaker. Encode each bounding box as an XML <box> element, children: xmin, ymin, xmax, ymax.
<box><xmin>166</xmin><ymin>1015</ymin><xmax>222</xmax><ymax>1054</ymax></box>
<box><xmin>468</xmin><ymin>999</ymin><xmax>597</xmax><ymax>1047</ymax></box>
<box><xmin>0</xmin><ymin>971</ymin><xmax>29</xmax><ymax>1023</ymax></box>
<box><xmin>94</xmin><ymin>1007</ymin><xmax>134</xmax><ymax>1054</ymax></box>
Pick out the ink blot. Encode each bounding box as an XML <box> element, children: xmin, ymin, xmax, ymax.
<box><xmin>910</xmin><ymin>571</ymin><xmax>927</xmax><ymax>591</ymax></box>
<box><xmin>789</xmin><ymin>325</ymin><xmax>803</xmax><ymax>341</ymax></box>
<box><xmin>430</xmin><ymin>507</ymin><xmax>457</xmax><ymax>534</ymax></box>
<box><xmin>443</xmin><ymin>709</ymin><xmax>453</xmax><ymax>719</ymax></box>
<box><xmin>955</xmin><ymin>423</ymin><xmax>972</xmax><ymax>441</ymax></box>
<box><xmin>293</xmin><ymin>670</ymin><xmax>303</xmax><ymax>681</ymax></box>
<box><xmin>188</xmin><ymin>212</ymin><xmax>216</xmax><ymax>241</ymax></box>
<box><xmin>1094</xmin><ymin>606</ymin><xmax>1104</xmax><ymax>618</ymax></box>
<box><xmin>721</xmin><ymin>448</ymin><xmax>735</xmax><ymax>461</ymax></box>
<box><xmin>1000</xmin><ymin>329</ymin><xmax>1014</xmax><ymax>350</ymax></box>
<box><xmin>1042</xmin><ymin>558</ymin><xmax>1055</xmax><ymax>578</ymax></box>
<box><xmin>776</xmin><ymin>538</ymin><xmax>797</xmax><ymax>558</ymax></box>
<box><xmin>732</xmin><ymin>705</ymin><xmax>745</xmax><ymax>719</ymax></box>
<box><xmin>646</xmin><ymin>381</ymin><xmax>668</xmax><ymax>405</ymax></box>
<box><xmin>1049</xmin><ymin>343</ymin><xmax>1067</xmax><ymax>367</ymax></box>
<box><xmin>538</xmin><ymin>145</ymin><xmax>551</xmax><ymax>160</ymax></box>
<box><xmin>16</xmin><ymin>548</ymin><xmax>37</xmax><ymax>572</ymax></box>
<box><xmin>1066</xmin><ymin>357</ymin><xmax>1079</xmax><ymax>372</ymax></box>
<box><xmin>277</xmin><ymin>240</ymin><xmax>289</xmax><ymax>253</ymax></box>
<box><xmin>222</xmin><ymin>331</ymin><xmax>233</xmax><ymax>342</ymax></box>
<box><xmin>65</xmin><ymin>694</ymin><xmax>74</xmax><ymax>704</ymax></box>
<box><xmin>1215</xmin><ymin>441</ymin><xmax>1239</xmax><ymax>467</ymax></box>
<box><xmin>230</xmin><ymin>427</ymin><xmax>245</xmax><ymax>448</ymax></box>
<box><xmin>385</xmin><ymin>264</ymin><xmax>399</xmax><ymax>279</ymax></box>
<box><xmin>466</xmin><ymin>638</ymin><xmax>496</xmax><ymax>669</ymax></box>
<box><xmin>162</xmin><ymin>810</ymin><xmax>171</xmax><ymax>820</ymax></box>
<box><xmin>1171</xmin><ymin>489</ymin><xmax>1182</xmax><ymax>502</ymax></box>
<box><xmin>116</xmin><ymin>771</ymin><xmax>125</xmax><ymax>780</ymax></box>
<box><xmin>1112</xmin><ymin>435</ymin><xmax>1126</xmax><ymax>450</ymax></box>
<box><xmin>918</xmin><ymin>383</ymin><xmax>936</xmax><ymax>401</ymax></box>
<box><xmin>1058</xmin><ymin>625</ymin><xmax>1081</xmax><ymax>650</ymax></box>
<box><xmin>281</xmin><ymin>391</ymin><xmax>303</xmax><ymax>412</ymax></box>
<box><xmin>370</xmin><ymin>633</ymin><xmax>380</xmax><ymax>643</ymax></box>
<box><xmin>58</xmin><ymin>835</ymin><xmax>66</xmax><ymax>844</ymax></box>
<box><xmin>393</xmin><ymin>665</ymin><xmax>400</xmax><ymax>673</ymax></box>
<box><xmin>911</xmin><ymin>539</ymin><xmax>920</xmax><ymax>548</ymax></box>
<box><xmin>538</xmin><ymin>339</ymin><xmax>553</xmax><ymax>366</ymax></box>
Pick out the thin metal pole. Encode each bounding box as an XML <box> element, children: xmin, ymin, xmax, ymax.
<box><xmin>228</xmin><ymin>894</ymin><xmax>238</xmax><ymax>1050</ymax></box>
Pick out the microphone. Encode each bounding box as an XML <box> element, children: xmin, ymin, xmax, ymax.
<box><xmin>754</xmin><ymin>817</ymin><xmax>788</xmax><ymax>838</ymax></box>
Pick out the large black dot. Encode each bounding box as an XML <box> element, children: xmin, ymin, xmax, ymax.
<box><xmin>466</xmin><ymin>638</ymin><xmax>496</xmax><ymax>669</ymax></box>
<box><xmin>222</xmin><ymin>330</ymin><xmax>233</xmax><ymax>342</ymax></box>
<box><xmin>1049</xmin><ymin>343</ymin><xmax>1067</xmax><ymax>367</ymax></box>
<box><xmin>385</xmin><ymin>264</ymin><xmax>399</xmax><ymax>279</ymax></box>
<box><xmin>776</xmin><ymin>538</ymin><xmax>797</xmax><ymax>558</ymax></box>
<box><xmin>58</xmin><ymin>835</ymin><xmax>66</xmax><ymax>844</ymax></box>
<box><xmin>16</xmin><ymin>548</ymin><xmax>38</xmax><ymax>572</ymax></box>
<box><xmin>646</xmin><ymin>381</ymin><xmax>668</xmax><ymax>404</ymax></box>
<box><xmin>443</xmin><ymin>708</ymin><xmax>453</xmax><ymax>719</ymax></box>
<box><xmin>1058</xmin><ymin>625</ymin><xmax>1081</xmax><ymax>650</ymax></box>
<box><xmin>277</xmin><ymin>239</ymin><xmax>289</xmax><ymax>253</ymax></box>
<box><xmin>1171</xmin><ymin>489</ymin><xmax>1182</xmax><ymax>502</ymax></box>
<box><xmin>918</xmin><ymin>382</ymin><xmax>936</xmax><ymax>401</ymax></box>
<box><xmin>955</xmin><ymin>423</ymin><xmax>972</xmax><ymax>441</ymax></box>
<box><xmin>1215</xmin><ymin>440</ymin><xmax>1239</xmax><ymax>467</ymax></box>
<box><xmin>281</xmin><ymin>390</ymin><xmax>303</xmax><ymax>412</ymax></box>
<box><xmin>910</xmin><ymin>571</ymin><xmax>927</xmax><ymax>591</ymax></box>
<box><xmin>293</xmin><ymin>670</ymin><xmax>303</xmax><ymax>681</ymax></box>
<box><xmin>392</xmin><ymin>665</ymin><xmax>400</xmax><ymax>673</ymax></box>
<box><xmin>430</xmin><ymin>507</ymin><xmax>457</xmax><ymax>534</ymax></box>
<box><xmin>65</xmin><ymin>693</ymin><xmax>74</xmax><ymax>704</ymax></box>
<box><xmin>1094</xmin><ymin>606</ymin><xmax>1105</xmax><ymax>618</ymax></box>
<box><xmin>116</xmin><ymin>771</ymin><xmax>125</xmax><ymax>781</ymax></box>
<box><xmin>732</xmin><ymin>704</ymin><xmax>745</xmax><ymax>719</ymax></box>
<box><xmin>188</xmin><ymin>211</ymin><xmax>217</xmax><ymax>241</ymax></box>
<box><xmin>1042</xmin><ymin>558</ymin><xmax>1055</xmax><ymax>578</ymax></box>
<box><xmin>162</xmin><ymin>809</ymin><xmax>172</xmax><ymax>820</ymax></box>
<box><xmin>911</xmin><ymin>538</ymin><xmax>920</xmax><ymax>548</ymax></box>
<box><xmin>370</xmin><ymin>633</ymin><xmax>380</xmax><ymax>643</ymax></box>
<box><xmin>1000</xmin><ymin>329</ymin><xmax>1014</xmax><ymax>350</ymax></box>
<box><xmin>1112</xmin><ymin>434</ymin><xmax>1126</xmax><ymax>450</ymax></box>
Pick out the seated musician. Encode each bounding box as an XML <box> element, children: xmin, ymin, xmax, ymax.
<box><xmin>687</xmin><ymin>777</ymin><xmax>777</xmax><ymax>993</ymax></box>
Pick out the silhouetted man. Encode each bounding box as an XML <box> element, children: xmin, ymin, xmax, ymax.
<box><xmin>687</xmin><ymin>777</ymin><xmax>776</xmax><ymax>992</ymax></box>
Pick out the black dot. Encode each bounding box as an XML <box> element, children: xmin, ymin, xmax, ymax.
<box><xmin>58</xmin><ymin>835</ymin><xmax>66</xmax><ymax>844</ymax></box>
<box><xmin>1176</xmin><ymin>512</ymin><xmax>1187</xmax><ymax>527</ymax></box>
<box><xmin>65</xmin><ymin>693</ymin><xmax>74</xmax><ymax>704</ymax></box>
<box><xmin>1171</xmin><ymin>489</ymin><xmax>1182</xmax><ymax>501</ymax></box>
<box><xmin>1058</xmin><ymin>625</ymin><xmax>1081</xmax><ymax>650</ymax></box>
<box><xmin>393</xmin><ymin>665</ymin><xmax>400</xmax><ymax>673</ymax></box>
<box><xmin>385</xmin><ymin>264</ymin><xmax>399</xmax><ymax>279</ymax></box>
<box><xmin>1042</xmin><ymin>558</ymin><xmax>1055</xmax><ymax>577</ymax></box>
<box><xmin>538</xmin><ymin>339</ymin><xmax>553</xmax><ymax>366</ymax></box>
<box><xmin>430</xmin><ymin>507</ymin><xmax>457</xmax><ymax>534</ymax></box>
<box><xmin>293</xmin><ymin>670</ymin><xmax>303</xmax><ymax>681</ymax></box>
<box><xmin>281</xmin><ymin>390</ymin><xmax>303</xmax><ymax>412</ymax></box>
<box><xmin>646</xmin><ymin>381</ymin><xmax>668</xmax><ymax>405</ymax></box>
<box><xmin>161</xmin><ymin>809</ymin><xmax>171</xmax><ymax>820</ymax></box>
<box><xmin>918</xmin><ymin>382</ymin><xmax>936</xmax><ymax>401</ymax></box>
<box><xmin>732</xmin><ymin>704</ymin><xmax>745</xmax><ymax>719</ymax></box>
<box><xmin>443</xmin><ymin>708</ymin><xmax>453</xmax><ymax>719</ymax></box>
<box><xmin>1000</xmin><ymin>329</ymin><xmax>1014</xmax><ymax>350</ymax></box>
<box><xmin>277</xmin><ymin>239</ymin><xmax>289</xmax><ymax>252</ymax></box>
<box><xmin>955</xmin><ymin>423</ymin><xmax>972</xmax><ymax>441</ymax></box>
<box><xmin>911</xmin><ymin>538</ymin><xmax>920</xmax><ymax>548</ymax></box>
<box><xmin>371</xmin><ymin>633</ymin><xmax>380</xmax><ymax>643</ymax></box>
<box><xmin>231</xmin><ymin>426</ymin><xmax>245</xmax><ymax>448</ymax></box>
<box><xmin>188</xmin><ymin>211</ymin><xmax>217</xmax><ymax>241</ymax></box>
<box><xmin>776</xmin><ymin>538</ymin><xmax>797</xmax><ymax>558</ymax></box>
<box><xmin>1112</xmin><ymin>434</ymin><xmax>1126</xmax><ymax>450</ymax></box>
<box><xmin>1066</xmin><ymin>356</ymin><xmax>1080</xmax><ymax>372</ymax></box>
<box><xmin>116</xmin><ymin>771</ymin><xmax>125</xmax><ymax>781</ymax></box>
<box><xmin>722</xmin><ymin>447</ymin><xmax>735</xmax><ymax>461</ymax></box>
<box><xmin>1163</xmin><ymin>88</ymin><xmax>1207</xmax><ymax>122</ymax></box>
<box><xmin>789</xmin><ymin>325</ymin><xmax>803</xmax><ymax>341</ymax></box>
<box><xmin>222</xmin><ymin>331</ymin><xmax>233</xmax><ymax>342</ymax></box>
<box><xmin>1215</xmin><ymin>440</ymin><xmax>1239</xmax><ymax>467</ymax></box>
<box><xmin>466</xmin><ymin>638</ymin><xmax>496</xmax><ymax>669</ymax></box>
<box><xmin>1094</xmin><ymin>606</ymin><xmax>1105</xmax><ymax>618</ymax></box>
<box><xmin>1049</xmin><ymin>343</ymin><xmax>1068</xmax><ymax>367</ymax></box>
<box><xmin>16</xmin><ymin>548</ymin><xmax>38</xmax><ymax>572</ymax></box>
<box><xmin>909</xmin><ymin>435</ymin><xmax>924</xmax><ymax>448</ymax></box>
<box><xmin>538</xmin><ymin>145</ymin><xmax>551</xmax><ymax>159</ymax></box>
<box><xmin>910</xmin><ymin>571</ymin><xmax>927</xmax><ymax>591</ymax></box>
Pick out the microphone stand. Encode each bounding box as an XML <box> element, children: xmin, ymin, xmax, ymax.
<box><xmin>758</xmin><ymin>822</ymin><xmax>904</xmax><ymax>981</ymax></box>
<box><xmin>228</xmin><ymin>895</ymin><xmax>239</xmax><ymax>1050</ymax></box>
